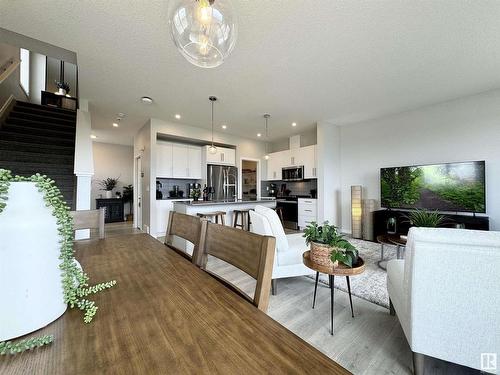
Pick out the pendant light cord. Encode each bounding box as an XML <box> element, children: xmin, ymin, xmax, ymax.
<box><xmin>211</xmin><ymin>99</ymin><xmax>214</xmax><ymax>146</ymax></box>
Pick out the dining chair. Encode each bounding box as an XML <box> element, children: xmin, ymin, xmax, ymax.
<box><xmin>70</xmin><ymin>208</ymin><xmax>106</xmax><ymax>239</ymax></box>
<box><xmin>193</xmin><ymin>222</ymin><xmax>276</xmax><ymax>312</ymax></box>
<box><xmin>165</xmin><ymin>211</ymin><xmax>205</xmax><ymax>261</ymax></box>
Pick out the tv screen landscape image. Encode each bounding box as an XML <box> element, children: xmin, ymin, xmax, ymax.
<box><xmin>381</xmin><ymin>161</ymin><xmax>486</xmax><ymax>213</ymax></box>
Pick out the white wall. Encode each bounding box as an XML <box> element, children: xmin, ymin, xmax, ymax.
<box><xmin>91</xmin><ymin>142</ymin><xmax>134</xmax><ymax>210</ymax></box>
<box><xmin>0</xmin><ymin>43</ymin><xmax>28</xmax><ymax>106</ymax></box>
<box><xmin>338</xmin><ymin>89</ymin><xmax>500</xmax><ymax>232</ymax></box>
<box><xmin>28</xmin><ymin>52</ymin><xmax>46</xmax><ymax>104</ymax></box>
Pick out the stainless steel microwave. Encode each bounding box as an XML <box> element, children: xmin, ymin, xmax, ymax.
<box><xmin>282</xmin><ymin>166</ymin><xmax>304</xmax><ymax>181</ymax></box>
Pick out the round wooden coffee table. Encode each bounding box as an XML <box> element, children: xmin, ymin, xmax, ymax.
<box><xmin>303</xmin><ymin>251</ymin><xmax>365</xmax><ymax>335</ymax></box>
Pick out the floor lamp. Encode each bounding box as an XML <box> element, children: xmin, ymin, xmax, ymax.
<box><xmin>351</xmin><ymin>186</ymin><xmax>362</xmax><ymax>239</ymax></box>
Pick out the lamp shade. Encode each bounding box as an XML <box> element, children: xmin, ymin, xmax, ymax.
<box><xmin>168</xmin><ymin>0</ymin><xmax>238</xmax><ymax>68</ymax></box>
<box><xmin>351</xmin><ymin>185</ymin><xmax>363</xmax><ymax>239</ymax></box>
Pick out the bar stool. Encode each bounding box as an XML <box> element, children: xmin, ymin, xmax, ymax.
<box><xmin>274</xmin><ymin>207</ymin><xmax>284</xmax><ymax>224</ymax></box>
<box><xmin>197</xmin><ymin>211</ymin><xmax>226</xmax><ymax>225</ymax></box>
<box><xmin>233</xmin><ymin>209</ymin><xmax>251</xmax><ymax>231</ymax></box>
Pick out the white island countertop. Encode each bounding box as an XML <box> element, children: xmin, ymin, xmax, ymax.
<box><xmin>174</xmin><ymin>199</ymin><xmax>276</xmax><ymax>225</ymax></box>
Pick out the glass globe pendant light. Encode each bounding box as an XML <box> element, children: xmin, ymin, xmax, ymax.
<box><xmin>263</xmin><ymin>114</ymin><xmax>270</xmax><ymax>160</ymax></box>
<box><xmin>168</xmin><ymin>0</ymin><xmax>238</xmax><ymax>68</ymax></box>
<box><xmin>208</xmin><ymin>96</ymin><xmax>218</xmax><ymax>154</ymax></box>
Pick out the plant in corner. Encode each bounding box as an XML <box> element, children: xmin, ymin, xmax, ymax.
<box><xmin>303</xmin><ymin>221</ymin><xmax>358</xmax><ymax>268</ymax></box>
<box><xmin>122</xmin><ymin>184</ymin><xmax>133</xmax><ymax>221</ymax></box>
<box><xmin>55</xmin><ymin>80</ymin><xmax>70</xmax><ymax>95</ymax></box>
<box><xmin>403</xmin><ymin>209</ymin><xmax>447</xmax><ymax>228</ymax></box>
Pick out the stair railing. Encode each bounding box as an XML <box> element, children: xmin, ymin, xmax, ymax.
<box><xmin>0</xmin><ymin>57</ymin><xmax>21</xmax><ymax>85</ymax></box>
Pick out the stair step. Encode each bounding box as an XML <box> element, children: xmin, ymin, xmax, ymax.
<box><xmin>13</xmin><ymin>104</ymin><xmax>76</xmax><ymax>122</ymax></box>
<box><xmin>0</xmin><ymin>149</ymin><xmax>73</xmax><ymax>165</ymax></box>
<box><xmin>15</xmin><ymin>101</ymin><xmax>77</xmax><ymax>117</ymax></box>
<box><xmin>2</xmin><ymin>123</ymin><xmax>76</xmax><ymax>140</ymax></box>
<box><xmin>8</xmin><ymin>111</ymin><xmax>76</xmax><ymax>127</ymax></box>
<box><xmin>4</xmin><ymin>118</ymin><xmax>76</xmax><ymax>134</ymax></box>
<box><xmin>0</xmin><ymin>140</ymin><xmax>74</xmax><ymax>155</ymax></box>
<box><xmin>0</xmin><ymin>131</ymin><xmax>75</xmax><ymax>147</ymax></box>
<box><xmin>1</xmin><ymin>161</ymin><xmax>73</xmax><ymax>175</ymax></box>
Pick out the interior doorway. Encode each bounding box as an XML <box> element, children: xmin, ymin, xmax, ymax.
<box><xmin>239</xmin><ymin>158</ymin><xmax>260</xmax><ymax>201</ymax></box>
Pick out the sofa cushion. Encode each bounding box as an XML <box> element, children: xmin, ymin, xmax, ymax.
<box><xmin>277</xmin><ymin>233</ymin><xmax>308</xmax><ymax>266</ymax></box>
<box><xmin>255</xmin><ymin>206</ymin><xmax>289</xmax><ymax>253</ymax></box>
<box><xmin>249</xmin><ymin>210</ymin><xmax>273</xmax><ymax>236</ymax></box>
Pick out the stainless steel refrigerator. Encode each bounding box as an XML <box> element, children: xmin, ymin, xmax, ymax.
<box><xmin>207</xmin><ymin>164</ymin><xmax>238</xmax><ymax>201</ymax></box>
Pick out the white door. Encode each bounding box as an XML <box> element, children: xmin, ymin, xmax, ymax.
<box><xmin>172</xmin><ymin>143</ymin><xmax>189</xmax><ymax>178</ymax></box>
<box><xmin>188</xmin><ymin>146</ymin><xmax>202</xmax><ymax>178</ymax></box>
<box><xmin>135</xmin><ymin>156</ymin><xmax>142</xmax><ymax>230</ymax></box>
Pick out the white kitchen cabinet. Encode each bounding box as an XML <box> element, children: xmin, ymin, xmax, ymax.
<box><xmin>264</xmin><ymin>145</ymin><xmax>317</xmax><ymax>180</ymax></box>
<box><xmin>172</xmin><ymin>143</ymin><xmax>189</xmax><ymax>178</ymax></box>
<box><xmin>266</xmin><ymin>150</ymin><xmax>288</xmax><ymax>180</ymax></box>
<box><xmin>298</xmin><ymin>145</ymin><xmax>317</xmax><ymax>179</ymax></box>
<box><xmin>187</xmin><ymin>146</ymin><xmax>202</xmax><ymax>179</ymax></box>
<box><xmin>204</xmin><ymin>146</ymin><xmax>236</xmax><ymax>166</ymax></box>
<box><xmin>298</xmin><ymin>198</ymin><xmax>317</xmax><ymax>230</ymax></box>
<box><xmin>156</xmin><ymin>142</ymin><xmax>173</xmax><ymax>178</ymax></box>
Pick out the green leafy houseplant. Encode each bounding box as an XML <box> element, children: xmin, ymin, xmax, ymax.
<box><xmin>122</xmin><ymin>184</ymin><xmax>133</xmax><ymax>219</ymax></box>
<box><xmin>404</xmin><ymin>209</ymin><xmax>447</xmax><ymax>228</ymax></box>
<box><xmin>190</xmin><ymin>188</ymin><xmax>201</xmax><ymax>200</ymax></box>
<box><xmin>303</xmin><ymin>221</ymin><xmax>358</xmax><ymax>267</ymax></box>
<box><xmin>0</xmin><ymin>169</ymin><xmax>116</xmax><ymax>354</ymax></box>
<box><xmin>98</xmin><ymin>177</ymin><xmax>119</xmax><ymax>191</ymax></box>
<box><xmin>55</xmin><ymin>80</ymin><xmax>70</xmax><ymax>94</ymax></box>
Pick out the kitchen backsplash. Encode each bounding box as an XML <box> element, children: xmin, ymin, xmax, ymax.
<box><xmin>261</xmin><ymin>179</ymin><xmax>317</xmax><ymax>197</ymax></box>
<box><xmin>156</xmin><ymin>178</ymin><xmax>201</xmax><ymax>199</ymax></box>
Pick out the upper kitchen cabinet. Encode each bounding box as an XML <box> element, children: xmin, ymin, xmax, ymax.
<box><xmin>156</xmin><ymin>142</ymin><xmax>173</xmax><ymax>178</ymax></box>
<box><xmin>157</xmin><ymin>142</ymin><xmax>202</xmax><ymax>179</ymax></box>
<box><xmin>204</xmin><ymin>146</ymin><xmax>236</xmax><ymax>166</ymax></box>
<box><xmin>297</xmin><ymin>145</ymin><xmax>317</xmax><ymax>178</ymax></box>
<box><xmin>265</xmin><ymin>145</ymin><xmax>317</xmax><ymax>180</ymax></box>
<box><xmin>266</xmin><ymin>150</ymin><xmax>288</xmax><ymax>180</ymax></box>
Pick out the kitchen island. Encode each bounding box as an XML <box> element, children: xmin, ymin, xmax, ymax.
<box><xmin>173</xmin><ymin>199</ymin><xmax>276</xmax><ymax>227</ymax></box>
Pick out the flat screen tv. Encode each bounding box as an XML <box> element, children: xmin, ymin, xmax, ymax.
<box><xmin>380</xmin><ymin>161</ymin><xmax>486</xmax><ymax>213</ymax></box>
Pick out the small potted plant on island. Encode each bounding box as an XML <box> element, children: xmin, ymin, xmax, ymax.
<box><xmin>190</xmin><ymin>187</ymin><xmax>201</xmax><ymax>202</ymax></box>
<box><xmin>303</xmin><ymin>221</ymin><xmax>358</xmax><ymax>268</ymax></box>
<box><xmin>99</xmin><ymin>177</ymin><xmax>119</xmax><ymax>199</ymax></box>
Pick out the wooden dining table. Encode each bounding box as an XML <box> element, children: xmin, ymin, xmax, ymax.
<box><xmin>1</xmin><ymin>234</ymin><xmax>350</xmax><ymax>374</ymax></box>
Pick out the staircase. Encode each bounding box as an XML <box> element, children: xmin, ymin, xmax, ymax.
<box><xmin>0</xmin><ymin>100</ymin><xmax>77</xmax><ymax>208</ymax></box>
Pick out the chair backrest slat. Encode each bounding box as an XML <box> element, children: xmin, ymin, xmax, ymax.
<box><xmin>165</xmin><ymin>211</ymin><xmax>204</xmax><ymax>260</ymax></box>
<box><xmin>193</xmin><ymin>222</ymin><xmax>275</xmax><ymax>312</ymax></box>
<box><xmin>70</xmin><ymin>208</ymin><xmax>105</xmax><ymax>239</ymax></box>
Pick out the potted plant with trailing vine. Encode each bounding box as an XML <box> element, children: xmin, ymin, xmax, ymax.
<box><xmin>303</xmin><ymin>221</ymin><xmax>359</xmax><ymax>268</ymax></box>
<box><xmin>0</xmin><ymin>169</ymin><xmax>116</xmax><ymax>355</ymax></box>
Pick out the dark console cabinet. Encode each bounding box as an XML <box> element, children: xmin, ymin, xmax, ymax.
<box><xmin>373</xmin><ymin>209</ymin><xmax>489</xmax><ymax>239</ymax></box>
<box><xmin>96</xmin><ymin>198</ymin><xmax>124</xmax><ymax>223</ymax></box>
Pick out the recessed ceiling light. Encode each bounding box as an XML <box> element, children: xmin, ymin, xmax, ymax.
<box><xmin>175</xmin><ymin>114</ymin><xmax>181</xmax><ymax>119</ymax></box>
<box><xmin>141</xmin><ymin>96</ymin><xmax>153</xmax><ymax>104</ymax></box>
<box><xmin>222</xmin><ymin>125</ymin><xmax>227</xmax><ymax>129</ymax></box>
<box><xmin>257</xmin><ymin>133</ymin><xmax>262</xmax><ymax>137</ymax></box>
<box><xmin>292</xmin><ymin>122</ymin><xmax>297</xmax><ymax>127</ymax></box>
<box><xmin>113</xmin><ymin>122</ymin><xmax>119</xmax><ymax>127</ymax></box>
<box><xmin>90</xmin><ymin>134</ymin><xmax>97</xmax><ymax>139</ymax></box>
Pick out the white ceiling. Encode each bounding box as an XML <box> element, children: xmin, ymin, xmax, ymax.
<box><xmin>2</xmin><ymin>1</ymin><xmax>500</xmax><ymax>145</ymax></box>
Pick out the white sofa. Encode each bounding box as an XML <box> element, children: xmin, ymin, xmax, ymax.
<box><xmin>250</xmin><ymin>206</ymin><xmax>314</xmax><ymax>294</ymax></box>
<box><xmin>387</xmin><ymin>227</ymin><xmax>500</xmax><ymax>374</ymax></box>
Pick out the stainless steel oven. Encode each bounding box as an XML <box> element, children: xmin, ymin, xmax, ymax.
<box><xmin>282</xmin><ymin>166</ymin><xmax>304</xmax><ymax>181</ymax></box>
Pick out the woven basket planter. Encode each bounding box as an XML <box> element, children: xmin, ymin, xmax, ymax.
<box><xmin>310</xmin><ymin>242</ymin><xmax>339</xmax><ymax>268</ymax></box>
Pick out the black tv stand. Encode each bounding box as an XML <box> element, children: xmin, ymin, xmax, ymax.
<box><xmin>373</xmin><ymin>209</ymin><xmax>489</xmax><ymax>239</ymax></box>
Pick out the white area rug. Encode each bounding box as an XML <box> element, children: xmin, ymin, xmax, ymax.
<box><xmin>306</xmin><ymin>238</ymin><xmax>398</xmax><ymax>308</ymax></box>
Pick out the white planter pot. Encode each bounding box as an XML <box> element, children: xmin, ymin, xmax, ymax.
<box><xmin>0</xmin><ymin>182</ymin><xmax>67</xmax><ymax>341</ymax></box>
<box><xmin>105</xmin><ymin>190</ymin><xmax>113</xmax><ymax>198</ymax></box>
<box><xmin>57</xmin><ymin>88</ymin><xmax>66</xmax><ymax>96</ymax></box>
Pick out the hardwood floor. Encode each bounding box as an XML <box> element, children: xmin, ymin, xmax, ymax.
<box><xmin>206</xmin><ymin>255</ymin><xmax>479</xmax><ymax>375</ymax></box>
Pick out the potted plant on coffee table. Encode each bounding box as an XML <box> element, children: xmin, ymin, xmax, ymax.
<box><xmin>303</xmin><ymin>221</ymin><xmax>358</xmax><ymax>268</ymax></box>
